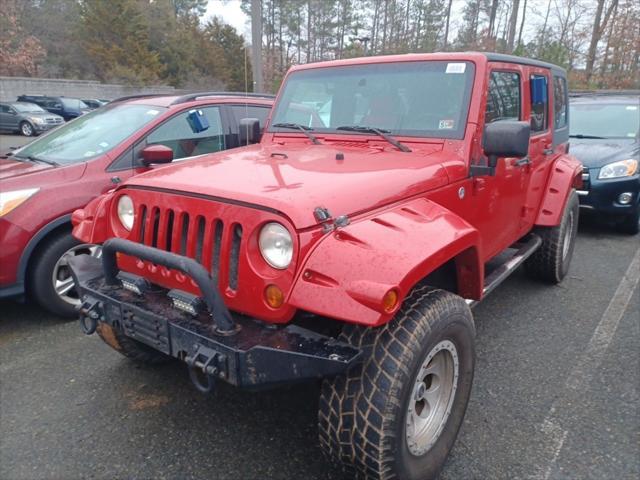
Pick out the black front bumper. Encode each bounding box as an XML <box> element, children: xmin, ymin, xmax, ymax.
<box><xmin>69</xmin><ymin>239</ymin><xmax>361</xmax><ymax>390</ymax></box>
<box><xmin>578</xmin><ymin>169</ymin><xmax>640</xmax><ymax>217</ymax></box>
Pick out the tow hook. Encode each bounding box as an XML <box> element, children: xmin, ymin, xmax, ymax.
<box><xmin>78</xmin><ymin>297</ymin><xmax>101</xmax><ymax>335</ymax></box>
<box><xmin>185</xmin><ymin>345</ymin><xmax>227</xmax><ymax>394</ymax></box>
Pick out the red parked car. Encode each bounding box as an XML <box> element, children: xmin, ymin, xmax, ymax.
<box><xmin>0</xmin><ymin>92</ymin><xmax>273</xmax><ymax>317</ymax></box>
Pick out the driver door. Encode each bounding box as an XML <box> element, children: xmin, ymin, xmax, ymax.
<box><xmin>473</xmin><ymin>65</ymin><xmax>531</xmax><ymax>258</ymax></box>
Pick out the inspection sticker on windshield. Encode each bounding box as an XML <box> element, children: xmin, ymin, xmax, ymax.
<box><xmin>626</xmin><ymin>105</ymin><xmax>638</xmax><ymax>110</ymax></box>
<box><xmin>446</xmin><ymin>63</ymin><xmax>466</xmax><ymax>74</ymax></box>
<box><xmin>146</xmin><ymin>109</ymin><xmax>160</xmax><ymax>115</ymax></box>
<box><xmin>439</xmin><ymin>119</ymin><xmax>455</xmax><ymax>129</ymax></box>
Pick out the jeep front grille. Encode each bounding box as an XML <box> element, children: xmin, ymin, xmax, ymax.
<box><xmin>134</xmin><ymin>204</ymin><xmax>244</xmax><ymax>292</ymax></box>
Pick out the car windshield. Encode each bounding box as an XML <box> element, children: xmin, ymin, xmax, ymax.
<box><xmin>269</xmin><ymin>60</ymin><xmax>475</xmax><ymax>139</ymax></box>
<box><xmin>14</xmin><ymin>104</ymin><xmax>167</xmax><ymax>165</ymax></box>
<box><xmin>62</xmin><ymin>98</ymin><xmax>89</xmax><ymax>110</ymax></box>
<box><xmin>570</xmin><ymin>102</ymin><xmax>640</xmax><ymax>138</ymax></box>
<box><xmin>13</xmin><ymin>103</ymin><xmax>46</xmax><ymax>113</ymax></box>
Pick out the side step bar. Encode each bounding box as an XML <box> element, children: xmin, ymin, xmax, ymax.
<box><xmin>466</xmin><ymin>234</ymin><xmax>542</xmax><ymax>308</ymax></box>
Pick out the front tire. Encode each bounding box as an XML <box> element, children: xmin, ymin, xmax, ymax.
<box><xmin>20</xmin><ymin>121</ymin><xmax>34</xmax><ymax>136</ymax></box>
<box><xmin>29</xmin><ymin>231</ymin><xmax>101</xmax><ymax>318</ymax></box>
<box><xmin>525</xmin><ymin>190</ymin><xmax>579</xmax><ymax>283</ymax></box>
<box><xmin>319</xmin><ymin>287</ymin><xmax>476</xmax><ymax>480</ymax></box>
<box><xmin>96</xmin><ymin>322</ymin><xmax>170</xmax><ymax>365</ymax></box>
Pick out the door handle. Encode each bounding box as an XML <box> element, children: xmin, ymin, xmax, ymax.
<box><xmin>514</xmin><ymin>156</ymin><xmax>531</xmax><ymax>167</ymax></box>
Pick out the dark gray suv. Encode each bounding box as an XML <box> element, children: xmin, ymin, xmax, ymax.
<box><xmin>0</xmin><ymin>102</ymin><xmax>64</xmax><ymax>136</ymax></box>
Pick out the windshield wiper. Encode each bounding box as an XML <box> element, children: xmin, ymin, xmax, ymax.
<box><xmin>569</xmin><ymin>134</ymin><xmax>606</xmax><ymax>139</ymax></box>
<box><xmin>272</xmin><ymin>122</ymin><xmax>321</xmax><ymax>145</ymax></box>
<box><xmin>336</xmin><ymin>125</ymin><xmax>411</xmax><ymax>152</ymax></box>
<box><xmin>16</xmin><ymin>155</ymin><xmax>59</xmax><ymax>166</ymax></box>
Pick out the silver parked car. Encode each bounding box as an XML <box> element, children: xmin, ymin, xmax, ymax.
<box><xmin>0</xmin><ymin>102</ymin><xmax>64</xmax><ymax>136</ymax></box>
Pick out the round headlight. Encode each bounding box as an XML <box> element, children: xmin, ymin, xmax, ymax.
<box><xmin>117</xmin><ymin>195</ymin><xmax>134</xmax><ymax>231</ymax></box>
<box><xmin>259</xmin><ymin>222</ymin><xmax>293</xmax><ymax>269</ymax></box>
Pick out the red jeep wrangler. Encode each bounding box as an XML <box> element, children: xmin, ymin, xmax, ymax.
<box><xmin>70</xmin><ymin>52</ymin><xmax>581</xmax><ymax>479</ymax></box>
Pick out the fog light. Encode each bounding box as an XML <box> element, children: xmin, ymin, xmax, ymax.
<box><xmin>117</xmin><ymin>272</ymin><xmax>149</xmax><ymax>295</ymax></box>
<box><xmin>618</xmin><ymin>192</ymin><xmax>633</xmax><ymax>205</ymax></box>
<box><xmin>168</xmin><ymin>289</ymin><xmax>203</xmax><ymax>316</ymax></box>
<box><xmin>264</xmin><ymin>284</ymin><xmax>284</xmax><ymax>308</ymax></box>
<box><xmin>382</xmin><ymin>289</ymin><xmax>399</xmax><ymax>313</ymax></box>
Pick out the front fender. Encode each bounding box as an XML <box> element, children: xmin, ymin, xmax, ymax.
<box><xmin>72</xmin><ymin>192</ymin><xmax>113</xmax><ymax>244</ymax></box>
<box><xmin>535</xmin><ymin>154</ymin><xmax>583</xmax><ymax>226</ymax></box>
<box><xmin>288</xmin><ymin>198</ymin><xmax>482</xmax><ymax>327</ymax></box>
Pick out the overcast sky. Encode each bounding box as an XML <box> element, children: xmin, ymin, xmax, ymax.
<box><xmin>204</xmin><ymin>0</ymin><xmax>590</xmax><ymax>47</ymax></box>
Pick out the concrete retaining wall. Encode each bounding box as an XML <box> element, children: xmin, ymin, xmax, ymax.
<box><xmin>0</xmin><ymin>76</ymin><xmax>181</xmax><ymax>102</ymax></box>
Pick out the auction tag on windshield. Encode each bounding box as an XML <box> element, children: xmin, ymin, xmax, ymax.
<box><xmin>439</xmin><ymin>119</ymin><xmax>455</xmax><ymax>129</ymax></box>
<box><xmin>146</xmin><ymin>109</ymin><xmax>160</xmax><ymax>115</ymax></box>
<box><xmin>626</xmin><ymin>105</ymin><xmax>638</xmax><ymax>110</ymax></box>
<box><xmin>446</xmin><ymin>63</ymin><xmax>466</xmax><ymax>74</ymax></box>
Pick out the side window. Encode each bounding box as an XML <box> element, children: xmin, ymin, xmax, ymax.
<box><xmin>553</xmin><ymin>76</ymin><xmax>568</xmax><ymax>129</ymax></box>
<box><xmin>146</xmin><ymin>106</ymin><xmax>225</xmax><ymax>160</ymax></box>
<box><xmin>0</xmin><ymin>105</ymin><xmax>9</xmax><ymax>113</ymax></box>
<box><xmin>229</xmin><ymin>105</ymin><xmax>270</xmax><ymax>133</ymax></box>
<box><xmin>530</xmin><ymin>74</ymin><xmax>549</xmax><ymax>133</ymax></box>
<box><xmin>485</xmin><ymin>71</ymin><xmax>521</xmax><ymax>124</ymax></box>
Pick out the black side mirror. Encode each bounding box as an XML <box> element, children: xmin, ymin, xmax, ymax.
<box><xmin>472</xmin><ymin>121</ymin><xmax>531</xmax><ymax>176</ymax></box>
<box><xmin>239</xmin><ymin>118</ymin><xmax>260</xmax><ymax>145</ymax></box>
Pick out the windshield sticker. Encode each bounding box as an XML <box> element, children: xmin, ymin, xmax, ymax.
<box><xmin>99</xmin><ymin>142</ymin><xmax>109</xmax><ymax>148</ymax></box>
<box><xmin>626</xmin><ymin>105</ymin><xmax>638</xmax><ymax>110</ymax></box>
<box><xmin>446</xmin><ymin>63</ymin><xmax>466</xmax><ymax>74</ymax></box>
<box><xmin>146</xmin><ymin>109</ymin><xmax>160</xmax><ymax>115</ymax></box>
<box><xmin>84</xmin><ymin>151</ymin><xmax>96</xmax><ymax>157</ymax></box>
<box><xmin>439</xmin><ymin>119</ymin><xmax>455</xmax><ymax>129</ymax></box>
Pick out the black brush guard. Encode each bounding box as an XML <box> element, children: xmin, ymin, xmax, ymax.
<box><xmin>69</xmin><ymin>238</ymin><xmax>361</xmax><ymax>391</ymax></box>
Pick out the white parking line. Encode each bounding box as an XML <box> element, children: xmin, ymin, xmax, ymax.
<box><xmin>537</xmin><ymin>245</ymin><xmax>640</xmax><ymax>480</ymax></box>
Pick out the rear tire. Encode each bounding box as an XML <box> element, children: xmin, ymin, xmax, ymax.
<box><xmin>96</xmin><ymin>322</ymin><xmax>170</xmax><ymax>365</ymax></box>
<box><xmin>319</xmin><ymin>287</ymin><xmax>476</xmax><ymax>480</ymax></box>
<box><xmin>525</xmin><ymin>190</ymin><xmax>579</xmax><ymax>283</ymax></box>
<box><xmin>617</xmin><ymin>207</ymin><xmax>639</xmax><ymax>235</ymax></box>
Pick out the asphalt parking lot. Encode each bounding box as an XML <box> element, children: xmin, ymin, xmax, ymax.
<box><xmin>0</xmin><ymin>132</ymin><xmax>33</xmax><ymax>151</ymax></box>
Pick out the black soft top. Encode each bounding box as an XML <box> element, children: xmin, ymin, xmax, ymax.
<box><xmin>481</xmin><ymin>52</ymin><xmax>566</xmax><ymax>75</ymax></box>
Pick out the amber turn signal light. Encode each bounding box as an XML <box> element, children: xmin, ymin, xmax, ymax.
<box><xmin>382</xmin><ymin>289</ymin><xmax>399</xmax><ymax>313</ymax></box>
<box><xmin>265</xmin><ymin>284</ymin><xmax>284</xmax><ymax>308</ymax></box>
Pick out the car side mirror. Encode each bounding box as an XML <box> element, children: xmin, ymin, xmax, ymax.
<box><xmin>141</xmin><ymin>144</ymin><xmax>174</xmax><ymax>166</ymax></box>
<box><xmin>472</xmin><ymin>121</ymin><xmax>531</xmax><ymax>177</ymax></box>
<box><xmin>239</xmin><ymin>118</ymin><xmax>260</xmax><ymax>145</ymax></box>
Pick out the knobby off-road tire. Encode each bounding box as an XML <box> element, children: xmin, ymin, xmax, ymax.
<box><xmin>96</xmin><ymin>322</ymin><xmax>170</xmax><ymax>365</ymax></box>
<box><xmin>319</xmin><ymin>287</ymin><xmax>476</xmax><ymax>480</ymax></box>
<box><xmin>525</xmin><ymin>189</ymin><xmax>579</xmax><ymax>283</ymax></box>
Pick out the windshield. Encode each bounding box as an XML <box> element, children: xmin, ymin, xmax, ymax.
<box><xmin>62</xmin><ymin>98</ymin><xmax>89</xmax><ymax>110</ymax></box>
<box><xmin>14</xmin><ymin>104</ymin><xmax>166</xmax><ymax>165</ymax></box>
<box><xmin>270</xmin><ymin>60</ymin><xmax>475</xmax><ymax>139</ymax></box>
<box><xmin>570</xmin><ymin>102</ymin><xmax>640</xmax><ymax>138</ymax></box>
<box><xmin>13</xmin><ymin>103</ymin><xmax>46</xmax><ymax>113</ymax></box>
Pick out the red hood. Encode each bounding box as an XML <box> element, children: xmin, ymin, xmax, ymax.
<box><xmin>0</xmin><ymin>157</ymin><xmax>53</xmax><ymax>180</ymax></box>
<box><xmin>0</xmin><ymin>157</ymin><xmax>86</xmax><ymax>187</ymax></box>
<box><xmin>123</xmin><ymin>142</ymin><xmax>451</xmax><ymax>229</ymax></box>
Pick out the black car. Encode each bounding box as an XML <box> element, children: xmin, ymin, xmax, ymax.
<box><xmin>82</xmin><ymin>99</ymin><xmax>110</xmax><ymax>109</ymax></box>
<box><xmin>570</xmin><ymin>93</ymin><xmax>640</xmax><ymax>234</ymax></box>
<box><xmin>0</xmin><ymin>101</ymin><xmax>64</xmax><ymax>136</ymax></box>
<box><xmin>16</xmin><ymin>95</ymin><xmax>91</xmax><ymax>121</ymax></box>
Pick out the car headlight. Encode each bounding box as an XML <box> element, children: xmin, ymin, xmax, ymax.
<box><xmin>598</xmin><ymin>159</ymin><xmax>638</xmax><ymax>179</ymax></box>
<box><xmin>117</xmin><ymin>195</ymin><xmax>134</xmax><ymax>230</ymax></box>
<box><xmin>0</xmin><ymin>188</ymin><xmax>39</xmax><ymax>217</ymax></box>
<box><xmin>259</xmin><ymin>222</ymin><xmax>293</xmax><ymax>269</ymax></box>
<box><xmin>30</xmin><ymin>117</ymin><xmax>45</xmax><ymax>124</ymax></box>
